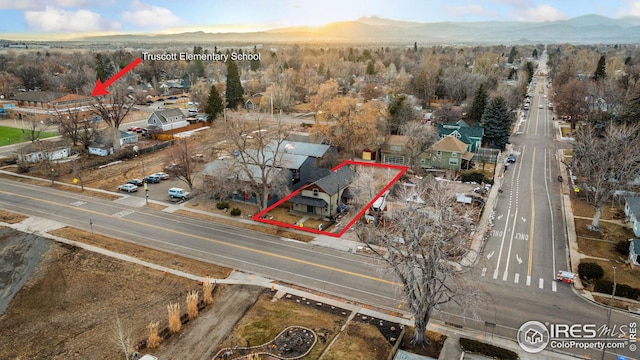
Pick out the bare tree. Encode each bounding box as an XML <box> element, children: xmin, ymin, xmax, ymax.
<box><xmin>399</xmin><ymin>120</ymin><xmax>437</xmax><ymax>168</ymax></box>
<box><xmin>165</xmin><ymin>138</ymin><xmax>199</xmax><ymax>192</ymax></box>
<box><xmin>22</xmin><ymin>116</ymin><xmax>50</xmax><ymax>143</ymax></box>
<box><xmin>571</xmin><ymin>122</ymin><xmax>640</xmax><ymax>229</ymax></box>
<box><xmin>91</xmin><ymin>82</ymin><xmax>134</xmax><ymax>150</ymax></box>
<box><xmin>225</xmin><ymin>115</ymin><xmax>293</xmax><ymax>210</ymax></box>
<box><xmin>357</xmin><ymin>177</ymin><xmax>482</xmax><ymax>344</ymax></box>
<box><xmin>54</xmin><ymin>107</ymin><xmax>85</xmax><ymax>146</ymax></box>
<box><xmin>112</xmin><ymin>313</ymin><xmax>133</xmax><ymax>360</ymax></box>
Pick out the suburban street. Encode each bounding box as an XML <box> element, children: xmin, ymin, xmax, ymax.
<box><xmin>0</xmin><ymin>54</ymin><xmax>638</xmax><ymax>360</ymax></box>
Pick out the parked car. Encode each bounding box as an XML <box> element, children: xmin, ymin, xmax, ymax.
<box><xmin>127</xmin><ymin>126</ymin><xmax>142</xmax><ymax>132</ymax></box>
<box><xmin>168</xmin><ymin>96</ymin><xmax>178</xmax><ymax>100</ymax></box>
<box><xmin>507</xmin><ymin>154</ymin><xmax>517</xmax><ymax>163</ymax></box>
<box><xmin>146</xmin><ymin>99</ymin><xmax>154</xmax><ymax>104</ymax></box>
<box><xmin>143</xmin><ymin>175</ymin><xmax>161</xmax><ymax>183</ymax></box>
<box><xmin>128</xmin><ymin>179</ymin><xmax>144</xmax><ymax>186</ymax></box>
<box><xmin>168</xmin><ymin>187</ymin><xmax>190</xmax><ymax>200</ymax></box>
<box><xmin>118</xmin><ymin>183</ymin><xmax>139</xmax><ymax>193</ymax></box>
<box><xmin>153</xmin><ymin>172</ymin><xmax>170</xmax><ymax>180</ymax></box>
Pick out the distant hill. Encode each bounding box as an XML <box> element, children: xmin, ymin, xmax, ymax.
<box><xmin>79</xmin><ymin>14</ymin><xmax>640</xmax><ymax>44</ymax></box>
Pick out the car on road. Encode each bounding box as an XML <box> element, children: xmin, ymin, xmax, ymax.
<box><xmin>143</xmin><ymin>175</ymin><xmax>161</xmax><ymax>183</ymax></box>
<box><xmin>168</xmin><ymin>187</ymin><xmax>190</xmax><ymax>200</ymax></box>
<box><xmin>167</xmin><ymin>96</ymin><xmax>178</xmax><ymax>100</ymax></box>
<box><xmin>153</xmin><ymin>172</ymin><xmax>170</xmax><ymax>180</ymax></box>
<box><xmin>118</xmin><ymin>183</ymin><xmax>139</xmax><ymax>193</ymax></box>
<box><xmin>127</xmin><ymin>179</ymin><xmax>144</xmax><ymax>186</ymax></box>
<box><xmin>507</xmin><ymin>154</ymin><xmax>517</xmax><ymax>163</ymax></box>
<box><xmin>146</xmin><ymin>99</ymin><xmax>154</xmax><ymax>104</ymax></box>
<box><xmin>538</xmin><ymin>104</ymin><xmax>543</xmax><ymax>109</ymax></box>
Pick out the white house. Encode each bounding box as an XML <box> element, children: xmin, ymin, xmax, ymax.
<box><xmin>88</xmin><ymin>129</ymin><xmax>137</xmax><ymax>156</ymax></box>
<box><xmin>624</xmin><ymin>196</ymin><xmax>640</xmax><ymax>237</ymax></box>
<box><xmin>146</xmin><ymin>108</ymin><xmax>188</xmax><ymax>133</ymax></box>
<box><xmin>17</xmin><ymin>142</ymin><xmax>71</xmax><ymax>163</ymax></box>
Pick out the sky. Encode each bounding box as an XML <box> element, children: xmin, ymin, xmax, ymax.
<box><xmin>0</xmin><ymin>0</ymin><xmax>639</xmax><ymax>40</ymax></box>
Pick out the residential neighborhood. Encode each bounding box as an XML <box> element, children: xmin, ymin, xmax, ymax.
<box><xmin>1</xmin><ymin>2</ymin><xmax>640</xmax><ymax>360</ymax></box>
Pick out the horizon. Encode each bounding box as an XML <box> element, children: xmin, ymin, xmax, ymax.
<box><xmin>0</xmin><ymin>0</ymin><xmax>637</xmax><ymax>41</ymax></box>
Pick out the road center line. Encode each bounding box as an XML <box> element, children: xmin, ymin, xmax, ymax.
<box><xmin>0</xmin><ymin>189</ymin><xmax>400</xmax><ymax>286</ymax></box>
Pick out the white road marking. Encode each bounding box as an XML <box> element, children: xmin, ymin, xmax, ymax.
<box><xmin>539</xmin><ymin>278</ymin><xmax>544</xmax><ymax>289</ymax></box>
<box><xmin>514</xmin><ymin>273</ymin><xmax>520</xmax><ymax>284</ymax></box>
<box><xmin>552</xmin><ymin>281</ymin><xmax>557</xmax><ymax>292</ymax></box>
<box><xmin>70</xmin><ymin>201</ymin><xmax>86</xmax><ymax>206</ymax></box>
<box><xmin>493</xmin><ymin>269</ymin><xmax>499</xmax><ymax>280</ymax></box>
<box><xmin>516</xmin><ymin>254</ymin><xmax>523</xmax><ymax>264</ymax></box>
<box><xmin>487</xmin><ymin>251</ymin><xmax>494</xmax><ymax>259</ymax></box>
<box><xmin>481</xmin><ymin>267</ymin><xmax>487</xmax><ymax>277</ymax></box>
<box><xmin>113</xmin><ymin>210</ymin><xmax>134</xmax><ymax>218</ymax></box>
<box><xmin>521</xmin><ymin>216</ymin><xmax>527</xmax><ymax>223</ymax></box>
<box><xmin>497</xmin><ymin>214</ymin><xmax>503</xmax><ymax>220</ymax></box>
<box><xmin>527</xmin><ymin>275</ymin><xmax>531</xmax><ymax>286</ymax></box>
<box><xmin>503</xmin><ymin>271</ymin><xmax>508</xmax><ymax>281</ymax></box>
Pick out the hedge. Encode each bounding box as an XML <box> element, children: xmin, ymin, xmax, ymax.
<box><xmin>594</xmin><ymin>279</ymin><xmax>640</xmax><ymax>301</ymax></box>
<box><xmin>578</xmin><ymin>262</ymin><xmax>604</xmax><ymax>282</ymax></box>
<box><xmin>230</xmin><ymin>208</ymin><xmax>241</xmax><ymax>216</ymax></box>
<box><xmin>459</xmin><ymin>337</ymin><xmax>519</xmax><ymax>360</ymax></box>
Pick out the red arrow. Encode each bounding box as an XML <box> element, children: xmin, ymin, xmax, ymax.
<box><xmin>91</xmin><ymin>57</ymin><xmax>142</xmax><ymax>97</ymax></box>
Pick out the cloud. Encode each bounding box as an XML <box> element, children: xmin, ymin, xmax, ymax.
<box><xmin>24</xmin><ymin>6</ymin><xmax>121</xmax><ymax>32</ymax></box>
<box><xmin>0</xmin><ymin>0</ymin><xmax>88</xmax><ymax>10</ymax></box>
<box><xmin>509</xmin><ymin>4</ymin><xmax>568</xmax><ymax>22</ymax></box>
<box><xmin>617</xmin><ymin>0</ymin><xmax>640</xmax><ymax>16</ymax></box>
<box><xmin>122</xmin><ymin>1</ymin><xmax>185</xmax><ymax>29</ymax></box>
<box><xmin>447</xmin><ymin>4</ymin><xmax>499</xmax><ymax>19</ymax></box>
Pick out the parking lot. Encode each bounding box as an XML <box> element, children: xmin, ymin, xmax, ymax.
<box><xmin>117</xmin><ymin>175</ymin><xmax>192</xmax><ymax>203</ymax></box>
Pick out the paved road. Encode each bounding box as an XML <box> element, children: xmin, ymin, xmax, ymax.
<box><xmin>0</xmin><ymin>178</ymin><xmax>403</xmax><ymax>309</ymax></box>
<box><xmin>454</xmin><ymin>51</ymin><xmax>640</xmax><ymax>360</ymax></box>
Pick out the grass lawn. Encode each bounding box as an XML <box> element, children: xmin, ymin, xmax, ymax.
<box><xmin>0</xmin><ymin>125</ymin><xmax>58</xmax><ymax>146</ymax></box>
<box><xmin>583</xmin><ymin>258</ymin><xmax>640</xmax><ymax>291</ymax></box>
<box><xmin>571</xmin><ymin>199</ymin><xmax>625</xmax><ymax>221</ymax></box>
<box><xmin>322</xmin><ymin>321</ymin><xmax>391</xmax><ymax>360</ymax></box>
<box><xmin>561</xmin><ymin>127</ymin><xmax>572</xmax><ymax>138</ymax></box>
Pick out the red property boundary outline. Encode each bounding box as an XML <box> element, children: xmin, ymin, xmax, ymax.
<box><xmin>252</xmin><ymin>160</ymin><xmax>408</xmax><ymax>238</ymax></box>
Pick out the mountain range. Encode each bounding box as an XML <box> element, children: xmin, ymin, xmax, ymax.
<box><xmin>80</xmin><ymin>14</ymin><xmax>640</xmax><ymax>44</ymax></box>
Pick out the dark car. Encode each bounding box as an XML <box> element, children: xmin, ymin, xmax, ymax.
<box><xmin>157</xmin><ymin>98</ymin><xmax>165</xmax><ymax>102</ymax></box>
<box><xmin>168</xmin><ymin>96</ymin><xmax>178</xmax><ymax>100</ymax></box>
<box><xmin>146</xmin><ymin>99</ymin><xmax>154</xmax><ymax>104</ymax></box>
<box><xmin>507</xmin><ymin>154</ymin><xmax>517</xmax><ymax>163</ymax></box>
<box><xmin>128</xmin><ymin>179</ymin><xmax>144</xmax><ymax>186</ymax></box>
<box><xmin>143</xmin><ymin>175</ymin><xmax>161</xmax><ymax>183</ymax></box>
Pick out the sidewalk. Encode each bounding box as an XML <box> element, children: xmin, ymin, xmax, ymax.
<box><xmin>0</xmin><ymin>168</ymin><xmax>610</xmax><ymax>359</ymax></box>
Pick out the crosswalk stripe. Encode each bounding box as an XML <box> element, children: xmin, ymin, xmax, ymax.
<box><xmin>481</xmin><ymin>267</ymin><xmax>487</xmax><ymax>277</ymax></box>
<box><xmin>527</xmin><ymin>275</ymin><xmax>531</xmax><ymax>286</ymax></box>
<box><xmin>539</xmin><ymin>278</ymin><xmax>544</xmax><ymax>289</ymax></box>
<box><xmin>552</xmin><ymin>281</ymin><xmax>557</xmax><ymax>292</ymax></box>
<box><xmin>514</xmin><ymin>273</ymin><xmax>519</xmax><ymax>284</ymax></box>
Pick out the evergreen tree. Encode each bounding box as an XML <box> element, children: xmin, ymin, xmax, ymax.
<box><xmin>204</xmin><ymin>84</ymin><xmax>224</xmax><ymax>122</ymax></box>
<box><xmin>525</xmin><ymin>61</ymin><xmax>534</xmax><ymax>83</ymax></box>
<box><xmin>366</xmin><ymin>60</ymin><xmax>376</xmax><ymax>75</ymax></box>
<box><xmin>95</xmin><ymin>53</ymin><xmax>114</xmax><ymax>82</ymax></box>
<box><xmin>618</xmin><ymin>87</ymin><xmax>640</xmax><ymax>125</ymax></box>
<box><xmin>414</xmin><ymin>42</ymin><xmax>418</xmax><ymax>52</ymax></box>
<box><xmin>594</xmin><ymin>55</ymin><xmax>606</xmax><ymax>81</ymax></box>
<box><xmin>250</xmin><ymin>45</ymin><xmax>261</xmax><ymax>71</ymax></box>
<box><xmin>532</xmin><ymin>48</ymin><xmax>538</xmax><ymax>58</ymax></box>
<box><xmin>508</xmin><ymin>46</ymin><xmax>517</xmax><ymax>64</ymax></box>
<box><xmin>467</xmin><ymin>84</ymin><xmax>488</xmax><ymax>124</ymax></box>
<box><xmin>481</xmin><ymin>97</ymin><xmax>512</xmax><ymax>150</ymax></box>
<box><xmin>388</xmin><ymin>95</ymin><xmax>416</xmax><ymax>135</ymax></box>
<box><xmin>225</xmin><ymin>59</ymin><xmax>244</xmax><ymax>109</ymax></box>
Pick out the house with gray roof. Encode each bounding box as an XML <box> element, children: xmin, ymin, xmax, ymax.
<box><xmin>288</xmin><ymin>166</ymin><xmax>356</xmax><ymax>219</ymax></box>
<box><xmin>436</xmin><ymin>120</ymin><xmax>483</xmax><ymax>152</ymax></box>
<box><xmin>624</xmin><ymin>196</ymin><xmax>640</xmax><ymax>237</ymax></box>
<box><xmin>146</xmin><ymin>108</ymin><xmax>188</xmax><ymax>132</ymax></box>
